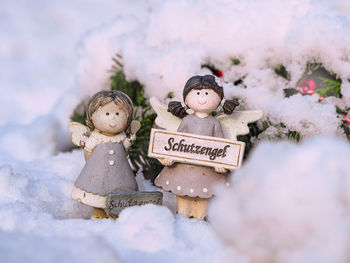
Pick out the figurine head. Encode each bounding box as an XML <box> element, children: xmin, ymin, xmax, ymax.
<box><xmin>183</xmin><ymin>75</ymin><xmax>223</xmax><ymax>114</ymax></box>
<box><xmin>168</xmin><ymin>75</ymin><xmax>239</xmax><ymax>118</ymax></box>
<box><xmin>86</xmin><ymin>90</ymin><xmax>133</xmax><ymax>135</ymax></box>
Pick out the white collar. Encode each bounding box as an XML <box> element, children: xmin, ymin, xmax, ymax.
<box><xmin>91</xmin><ymin>131</ymin><xmax>127</xmax><ymax>143</ymax></box>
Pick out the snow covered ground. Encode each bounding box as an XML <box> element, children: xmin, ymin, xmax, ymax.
<box><xmin>1</xmin><ymin>0</ymin><xmax>350</xmax><ymax>262</ymax></box>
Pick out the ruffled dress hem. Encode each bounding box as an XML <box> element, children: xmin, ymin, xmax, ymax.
<box><xmin>71</xmin><ymin>186</ymin><xmax>107</xmax><ymax>208</ymax></box>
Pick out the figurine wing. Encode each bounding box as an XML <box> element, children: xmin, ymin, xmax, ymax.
<box><xmin>216</xmin><ymin>110</ymin><xmax>264</xmax><ymax>140</ymax></box>
<box><xmin>130</xmin><ymin>120</ymin><xmax>141</xmax><ymax>135</ymax></box>
<box><xmin>149</xmin><ymin>97</ymin><xmax>181</xmax><ymax>131</ymax></box>
<box><xmin>67</xmin><ymin>122</ymin><xmax>90</xmax><ymax>147</ymax></box>
<box><xmin>127</xmin><ymin>120</ymin><xmax>141</xmax><ymax>143</ymax></box>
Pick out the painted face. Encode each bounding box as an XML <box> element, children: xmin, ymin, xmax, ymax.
<box><xmin>185</xmin><ymin>89</ymin><xmax>221</xmax><ymax>113</ymax></box>
<box><xmin>91</xmin><ymin>102</ymin><xmax>128</xmax><ymax>135</ymax></box>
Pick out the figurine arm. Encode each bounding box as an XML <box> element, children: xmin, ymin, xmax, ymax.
<box><xmin>122</xmin><ymin>134</ymin><xmax>136</xmax><ymax>155</ymax></box>
<box><xmin>213</xmin><ymin>120</ymin><xmax>224</xmax><ymax>138</ymax></box>
<box><xmin>214</xmin><ymin>120</ymin><xmax>226</xmax><ymax>173</ymax></box>
<box><xmin>84</xmin><ymin>149</ymin><xmax>91</xmax><ymax>161</ymax></box>
<box><xmin>83</xmin><ymin>136</ymin><xmax>98</xmax><ymax>158</ymax></box>
<box><xmin>177</xmin><ymin>118</ymin><xmax>188</xmax><ymax>133</ymax></box>
<box><xmin>122</xmin><ymin>120</ymin><xmax>140</xmax><ymax>155</ymax></box>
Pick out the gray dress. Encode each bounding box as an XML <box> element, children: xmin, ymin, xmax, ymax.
<box><xmin>155</xmin><ymin>114</ymin><xmax>229</xmax><ymax>199</ymax></box>
<box><xmin>74</xmin><ymin>142</ymin><xmax>137</xmax><ymax>200</ymax></box>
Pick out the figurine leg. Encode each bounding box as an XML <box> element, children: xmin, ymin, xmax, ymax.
<box><xmin>191</xmin><ymin>197</ymin><xmax>208</xmax><ymax>220</ymax></box>
<box><xmin>177</xmin><ymin>196</ymin><xmax>208</xmax><ymax>220</ymax></box>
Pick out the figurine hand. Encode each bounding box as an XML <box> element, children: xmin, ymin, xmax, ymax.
<box><xmin>158</xmin><ymin>158</ymin><xmax>174</xmax><ymax>166</ymax></box>
<box><xmin>215</xmin><ymin>167</ymin><xmax>227</xmax><ymax>173</ymax></box>
<box><xmin>129</xmin><ymin>133</ymin><xmax>136</xmax><ymax>143</ymax></box>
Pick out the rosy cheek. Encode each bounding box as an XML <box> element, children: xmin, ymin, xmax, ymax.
<box><xmin>186</xmin><ymin>99</ymin><xmax>195</xmax><ymax>108</ymax></box>
<box><xmin>210</xmin><ymin>99</ymin><xmax>219</xmax><ymax>107</ymax></box>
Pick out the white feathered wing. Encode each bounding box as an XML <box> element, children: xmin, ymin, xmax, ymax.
<box><xmin>149</xmin><ymin>97</ymin><xmax>181</xmax><ymax>131</ymax></box>
<box><xmin>216</xmin><ymin>110</ymin><xmax>264</xmax><ymax>140</ymax></box>
<box><xmin>68</xmin><ymin>122</ymin><xmax>90</xmax><ymax>147</ymax></box>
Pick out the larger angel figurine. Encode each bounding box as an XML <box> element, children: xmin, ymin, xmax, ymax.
<box><xmin>150</xmin><ymin>75</ymin><xmax>263</xmax><ymax>219</ymax></box>
<box><xmin>68</xmin><ymin>90</ymin><xmax>140</xmax><ymax>219</ymax></box>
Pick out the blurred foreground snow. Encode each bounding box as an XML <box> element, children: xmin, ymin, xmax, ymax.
<box><xmin>210</xmin><ymin>136</ymin><xmax>350</xmax><ymax>263</ymax></box>
<box><xmin>1</xmin><ymin>136</ymin><xmax>350</xmax><ymax>262</ymax></box>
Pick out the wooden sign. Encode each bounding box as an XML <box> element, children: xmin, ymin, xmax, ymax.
<box><xmin>105</xmin><ymin>191</ymin><xmax>163</xmax><ymax>216</ymax></box>
<box><xmin>148</xmin><ymin>128</ymin><xmax>245</xmax><ymax>170</ymax></box>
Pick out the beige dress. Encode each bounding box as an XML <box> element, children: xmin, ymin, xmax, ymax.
<box><xmin>155</xmin><ymin>114</ymin><xmax>229</xmax><ymax>198</ymax></box>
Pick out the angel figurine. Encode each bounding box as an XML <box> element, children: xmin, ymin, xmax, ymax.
<box><xmin>68</xmin><ymin>90</ymin><xmax>141</xmax><ymax>219</ymax></box>
<box><xmin>150</xmin><ymin>75</ymin><xmax>263</xmax><ymax>220</ymax></box>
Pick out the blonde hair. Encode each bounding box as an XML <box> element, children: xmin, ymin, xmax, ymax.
<box><xmin>86</xmin><ymin>90</ymin><xmax>133</xmax><ymax>134</ymax></box>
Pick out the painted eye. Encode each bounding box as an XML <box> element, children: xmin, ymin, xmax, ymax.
<box><xmin>205</xmin><ymin>92</ymin><xmax>208</xmax><ymax>95</ymax></box>
<box><xmin>197</xmin><ymin>92</ymin><xmax>200</xmax><ymax>95</ymax></box>
<box><xmin>106</xmin><ymin>112</ymin><xmax>110</xmax><ymax>116</ymax></box>
<box><xmin>116</xmin><ymin>112</ymin><xmax>119</xmax><ymax>116</ymax></box>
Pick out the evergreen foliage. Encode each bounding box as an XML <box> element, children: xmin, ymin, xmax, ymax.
<box><xmin>274</xmin><ymin>65</ymin><xmax>291</xmax><ymax>81</ymax></box>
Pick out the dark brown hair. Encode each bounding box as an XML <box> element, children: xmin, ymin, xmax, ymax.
<box><xmin>86</xmin><ymin>90</ymin><xmax>133</xmax><ymax>133</ymax></box>
<box><xmin>168</xmin><ymin>75</ymin><xmax>239</xmax><ymax>118</ymax></box>
<box><xmin>182</xmin><ymin>75</ymin><xmax>224</xmax><ymax>100</ymax></box>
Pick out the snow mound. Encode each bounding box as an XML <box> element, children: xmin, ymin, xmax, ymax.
<box><xmin>209</xmin><ymin>135</ymin><xmax>350</xmax><ymax>263</ymax></box>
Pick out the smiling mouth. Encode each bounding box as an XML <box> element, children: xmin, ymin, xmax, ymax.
<box><xmin>109</xmin><ymin>124</ymin><xmax>117</xmax><ymax>128</ymax></box>
<box><xmin>197</xmin><ymin>100</ymin><xmax>207</xmax><ymax>105</ymax></box>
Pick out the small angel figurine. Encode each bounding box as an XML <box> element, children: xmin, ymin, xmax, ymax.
<box><xmin>150</xmin><ymin>75</ymin><xmax>263</xmax><ymax>219</ymax></box>
<box><xmin>68</xmin><ymin>90</ymin><xmax>140</xmax><ymax>219</ymax></box>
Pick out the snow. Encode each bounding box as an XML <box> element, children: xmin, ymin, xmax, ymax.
<box><xmin>0</xmin><ymin>150</ymin><xmax>238</xmax><ymax>263</ymax></box>
<box><xmin>3</xmin><ymin>136</ymin><xmax>350</xmax><ymax>262</ymax></box>
<box><xmin>74</xmin><ymin>0</ymin><xmax>350</xmax><ymax>141</ymax></box>
<box><xmin>209</xmin><ymin>136</ymin><xmax>350</xmax><ymax>263</ymax></box>
<box><xmin>1</xmin><ymin>0</ymin><xmax>350</xmax><ymax>262</ymax></box>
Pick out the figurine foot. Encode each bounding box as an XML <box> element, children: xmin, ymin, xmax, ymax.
<box><xmin>92</xmin><ymin>208</ymin><xmax>107</xmax><ymax>219</ymax></box>
<box><xmin>91</xmin><ymin>207</ymin><xmax>117</xmax><ymax>220</ymax></box>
